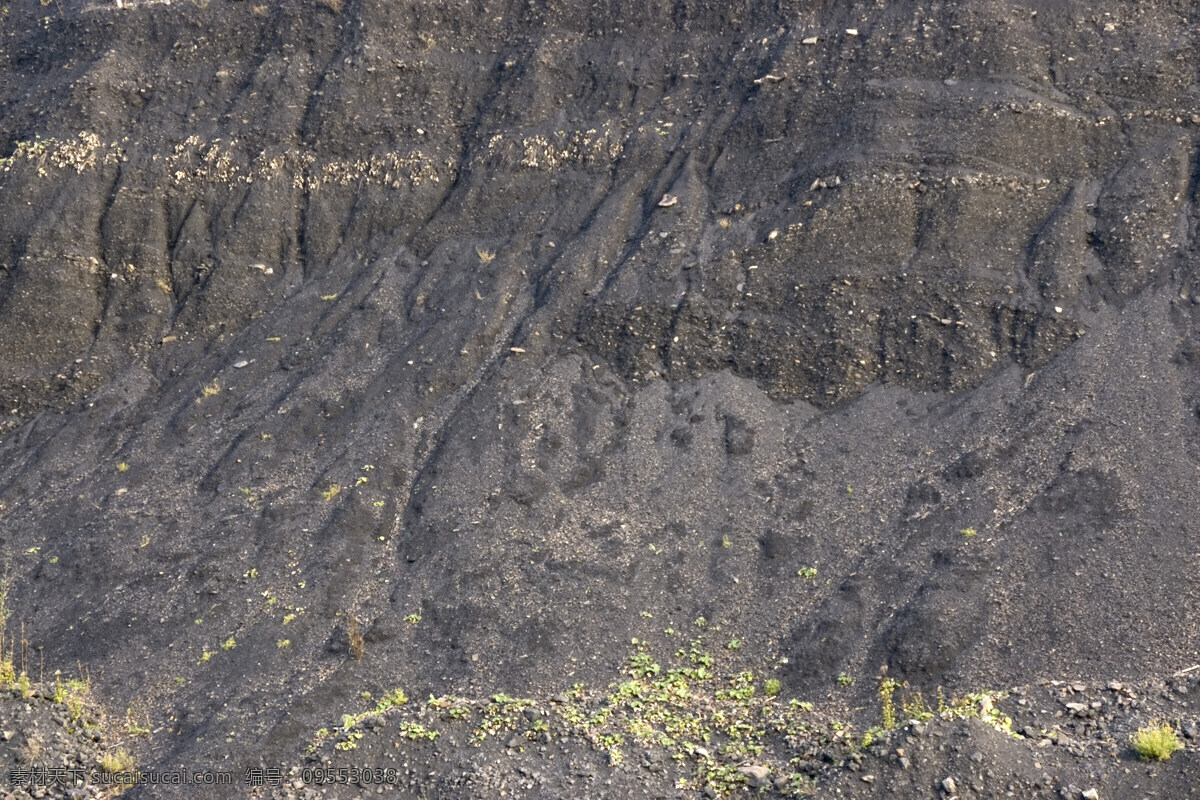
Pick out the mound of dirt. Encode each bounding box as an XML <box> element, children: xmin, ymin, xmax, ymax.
<box><xmin>0</xmin><ymin>0</ymin><xmax>1197</xmax><ymax>797</ymax></box>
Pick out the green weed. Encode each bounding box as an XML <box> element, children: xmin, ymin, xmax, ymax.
<box><xmin>1131</xmin><ymin>725</ymin><xmax>1183</xmax><ymax>761</ymax></box>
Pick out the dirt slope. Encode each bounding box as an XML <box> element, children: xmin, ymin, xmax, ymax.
<box><xmin>0</xmin><ymin>0</ymin><xmax>1197</xmax><ymax>797</ymax></box>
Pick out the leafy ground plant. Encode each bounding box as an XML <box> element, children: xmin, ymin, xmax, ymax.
<box><xmin>1131</xmin><ymin>724</ymin><xmax>1183</xmax><ymax>761</ymax></box>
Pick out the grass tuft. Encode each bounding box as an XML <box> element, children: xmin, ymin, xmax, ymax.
<box><xmin>347</xmin><ymin>615</ymin><xmax>365</xmax><ymax>661</ymax></box>
<box><xmin>98</xmin><ymin>749</ymin><xmax>135</xmax><ymax>775</ymax></box>
<box><xmin>1131</xmin><ymin>725</ymin><xmax>1183</xmax><ymax>761</ymax></box>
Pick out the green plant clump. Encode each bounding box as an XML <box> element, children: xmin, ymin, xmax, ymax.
<box><xmin>98</xmin><ymin>750</ymin><xmax>136</xmax><ymax>775</ymax></box>
<box><xmin>879</xmin><ymin>677</ymin><xmax>900</xmax><ymax>730</ymax></box>
<box><xmin>1131</xmin><ymin>725</ymin><xmax>1183</xmax><ymax>761</ymax></box>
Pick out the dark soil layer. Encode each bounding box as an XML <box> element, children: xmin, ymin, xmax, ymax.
<box><xmin>0</xmin><ymin>0</ymin><xmax>1197</xmax><ymax>797</ymax></box>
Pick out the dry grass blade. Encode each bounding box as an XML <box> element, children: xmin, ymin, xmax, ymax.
<box><xmin>347</xmin><ymin>615</ymin><xmax>364</xmax><ymax>661</ymax></box>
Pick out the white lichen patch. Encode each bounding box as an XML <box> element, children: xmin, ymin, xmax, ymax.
<box><xmin>317</xmin><ymin>150</ymin><xmax>442</xmax><ymax>189</ymax></box>
<box><xmin>486</xmin><ymin>121</ymin><xmax>625</xmax><ymax>171</ymax></box>
<box><xmin>165</xmin><ymin>136</ymin><xmax>448</xmax><ymax>190</ymax></box>
<box><xmin>0</xmin><ymin>131</ymin><xmax>456</xmax><ymax>195</ymax></box>
<box><xmin>0</xmin><ymin>132</ymin><xmax>123</xmax><ymax>176</ymax></box>
<box><xmin>167</xmin><ymin>135</ymin><xmax>242</xmax><ymax>184</ymax></box>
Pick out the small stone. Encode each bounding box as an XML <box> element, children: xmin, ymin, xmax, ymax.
<box><xmin>0</xmin><ymin>731</ymin><xmax>11</xmax><ymax>741</ymax></box>
<box><xmin>1082</xmin><ymin>790</ymin><xmax>1099</xmax><ymax>800</ymax></box>
<box><xmin>942</xmin><ymin>777</ymin><xmax>958</xmax><ymax>795</ymax></box>
<box><xmin>1182</xmin><ymin>721</ymin><xmax>1198</xmax><ymax>740</ymax></box>
<box><xmin>911</xmin><ymin>722</ymin><xmax>927</xmax><ymax>736</ymax></box>
<box><xmin>233</xmin><ymin>360</ymin><xmax>249</xmax><ymax>368</ymax></box>
<box><xmin>899</xmin><ymin>757</ymin><xmax>911</xmax><ymax>770</ymax></box>
<box><xmin>657</xmin><ymin>194</ymin><xmax>678</xmax><ymax>208</ymax></box>
<box><xmin>802</xmin><ymin>36</ymin><xmax>818</xmax><ymax>45</ymax></box>
<box><xmin>738</xmin><ymin>764</ymin><xmax>771</xmax><ymax>789</ymax></box>
<box><xmin>969</xmin><ymin>751</ymin><xmax>983</xmax><ymax>762</ymax></box>
<box><xmin>861</xmin><ymin>774</ymin><xmax>875</xmax><ymax>783</ymax></box>
<box><xmin>506</xmin><ymin>735</ymin><xmax>524</xmax><ymax>749</ymax></box>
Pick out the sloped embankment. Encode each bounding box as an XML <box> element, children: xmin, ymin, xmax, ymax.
<box><xmin>0</xmin><ymin>0</ymin><xmax>1197</xmax><ymax>797</ymax></box>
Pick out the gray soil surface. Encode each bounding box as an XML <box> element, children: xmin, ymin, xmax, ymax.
<box><xmin>0</xmin><ymin>0</ymin><xmax>1197</xmax><ymax>797</ymax></box>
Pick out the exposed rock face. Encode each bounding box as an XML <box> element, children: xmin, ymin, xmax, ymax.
<box><xmin>0</xmin><ymin>0</ymin><xmax>1197</xmax><ymax>797</ymax></box>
